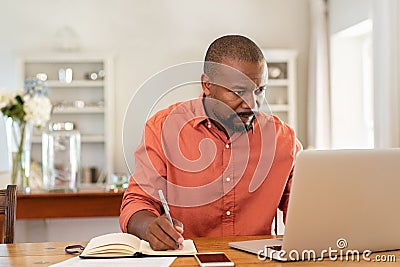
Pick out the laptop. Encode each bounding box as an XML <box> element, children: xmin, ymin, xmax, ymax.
<box><xmin>229</xmin><ymin>149</ymin><xmax>400</xmax><ymax>261</ymax></box>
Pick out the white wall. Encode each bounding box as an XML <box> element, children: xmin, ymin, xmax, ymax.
<box><xmin>0</xmin><ymin>0</ymin><xmax>310</xmax><ymax>242</ymax></box>
<box><xmin>0</xmin><ymin>120</ymin><xmax>7</xmax><ymax>173</ymax></box>
<box><xmin>329</xmin><ymin>0</ymin><xmax>372</xmax><ymax>34</ymax></box>
<box><xmin>330</xmin><ymin>32</ymin><xmax>373</xmax><ymax>148</ymax></box>
<box><xmin>0</xmin><ymin>0</ymin><xmax>310</xmax><ymax>173</ymax></box>
<box><xmin>329</xmin><ymin>0</ymin><xmax>400</xmax><ymax>149</ymax></box>
<box><xmin>15</xmin><ymin>217</ymin><xmax>120</xmax><ymax>243</ymax></box>
<box><xmin>372</xmin><ymin>0</ymin><xmax>400</xmax><ymax>147</ymax></box>
<box><xmin>0</xmin><ymin>119</ymin><xmax>8</xmax><ymax>190</ymax></box>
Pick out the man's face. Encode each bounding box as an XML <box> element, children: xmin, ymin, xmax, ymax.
<box><xmin>202</xmin><ymin>58</ymin><xmax>267</xmax><ymax>133</ymax></box>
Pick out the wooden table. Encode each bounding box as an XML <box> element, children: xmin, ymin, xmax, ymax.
<box><xmin>0</xmin><ymin>236</ymin><xmax>399</xmax><ymax>266</ymax></box>
<box><xmin>16</xmin><ymin>190</ymin><xmax>124</xmax><ymax>219</ymax></box>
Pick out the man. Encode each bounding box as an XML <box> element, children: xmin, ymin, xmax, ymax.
<box><xmin>120</xmin><ymin>35</ymin><xmax>302</xmax><ymax>251</ymax></box>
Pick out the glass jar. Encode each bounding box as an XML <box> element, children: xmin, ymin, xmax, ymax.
<box><xmin>42</xmin><ymin>122</ymin><xmax>81</xmax><ymax>192</ymax></box>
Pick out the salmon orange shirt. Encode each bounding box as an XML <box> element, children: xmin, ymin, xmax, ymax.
<box><xmin>120</xmin><ymin>98</ymin><xmax>302</xmax><ymax>238</ymax></box>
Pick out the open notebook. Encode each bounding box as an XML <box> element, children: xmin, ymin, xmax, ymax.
<box><xmin>80</xmin><ymin>233</ymin><xmax>197</xmax><ymax>258</ymax></box>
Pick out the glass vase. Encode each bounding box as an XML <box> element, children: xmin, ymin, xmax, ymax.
<box><xmin>42</xmin><ymin>122</ymin><xmax>81</xmax><ymax>192</ymax></box>
<box><xmin>4</xmin><ymin>117</ymin><xmax>33</xmax><ymax>193</ymax></box>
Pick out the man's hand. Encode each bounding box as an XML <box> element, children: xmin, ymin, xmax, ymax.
<box><xmin>127</xmin><ymin>210</ymin><xmax>184</xmax><ymax>251</ymax></box>
<box><xmin>146</xmin><ymin>216</ymin><xmax>184</xmax><ymax>251</ymax></box>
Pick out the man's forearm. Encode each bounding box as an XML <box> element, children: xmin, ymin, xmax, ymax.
<box><xmin>126</xmin><ymin>210</ymin><xmax>157</xmax><ymax>241</ymax></box>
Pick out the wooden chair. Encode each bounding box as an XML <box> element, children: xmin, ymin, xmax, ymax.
<box><xmin>0</xmin><ymin>185</ymin><xmax>17</xmax><ymax>243</ymax></box>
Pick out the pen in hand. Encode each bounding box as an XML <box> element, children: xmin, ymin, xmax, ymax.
<box><xmin>158</xmin><ymin>189</ymin><xmax>181</xmax><ymax>248</ymax></box>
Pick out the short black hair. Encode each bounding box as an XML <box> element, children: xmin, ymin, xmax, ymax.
<box><xmin>204</xmin><ymin>35</ymin><xmax>265</xmax><ymax>78</ymax></box>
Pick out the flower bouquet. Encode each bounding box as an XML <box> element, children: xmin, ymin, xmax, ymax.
<box><xmin>0</xmin><ymin>78</ymin><xmax>52</xmax><ymax>192</ymax></box>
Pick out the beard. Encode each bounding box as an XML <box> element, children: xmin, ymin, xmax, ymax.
<box><xmin>215</xmin><ymin>111</ymin><xmax>257</xmax><ymax>133</ymax></box>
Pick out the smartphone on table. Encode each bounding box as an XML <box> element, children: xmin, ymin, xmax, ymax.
<box><xmin>194</xmin><ymin>252</ymin><xmax>234</xmax><ymax>267</ymax></box>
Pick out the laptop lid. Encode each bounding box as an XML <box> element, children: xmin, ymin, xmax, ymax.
<box><xmin>229</xmin><ymin>149</ymin><xmax>400</xmax><ymax>260</ymax></box>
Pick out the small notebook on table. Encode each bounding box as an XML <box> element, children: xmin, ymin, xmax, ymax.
<box><xmin>79</xmin><ymin>232</ymin><xmax>197</xmax><ymax>258</ymax></box>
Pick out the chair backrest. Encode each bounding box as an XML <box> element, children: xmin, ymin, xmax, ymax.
<box><xmin>0</xmin><ymin>185</ymin><xmax>17</xmax><ymax>243</ymax></box>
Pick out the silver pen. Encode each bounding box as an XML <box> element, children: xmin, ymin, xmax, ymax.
<box><xmin>158</xmin><ymin>189</ymin><xmax>180</xmax><ymax>248</ymax></box>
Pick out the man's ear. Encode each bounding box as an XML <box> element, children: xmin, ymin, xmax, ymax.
<box><xmin>201</xmin><ymin>74</ymin><xmax>212</xmax><ymax>96</ymax></box>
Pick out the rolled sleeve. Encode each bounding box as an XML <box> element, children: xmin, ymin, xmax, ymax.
<box><xmin>119</xmin><ymin>121</ymin><xmax>166</xmax><ymax>232</ymax></box>
<box><xmin>119</xmin><ymin>176</ymin><xmax>161</xmax><ymax>232</ymax></box>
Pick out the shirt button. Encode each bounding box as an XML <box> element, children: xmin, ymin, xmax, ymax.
<box><xmin>226</xmin><ymin>210</ymin><xmax>231</xmax><ymax>216</ymax></box>
<box><xmin>226</xmin><ymin>177</ymin><xmax>231</xmax><ymax>182</ymax></box>
<box><xmin>225</xmin><ymin>144</ymin><xmax>230</xmax><ymax>149</ymax></box>
<box><xmin>207</xmin><ymin>123</ymin><xmax>211</xmax><ymax>129</ymax></box>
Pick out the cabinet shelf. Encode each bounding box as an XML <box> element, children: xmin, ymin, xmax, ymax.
<box><xmin>32</xmin><ymin>134</ymin><xmax>105</xmax><ymax>144</ymax></box>
<box><xmin>263</xmin><ymin>49</ymin><xmax>297</xmax><ymax>129</ymax></box>
<box><xmin>22</xmin><ymin>55</ymin><xmax>114</xmax><ymax>185</ymax></box>
<box><xmin>268</xmin><ymin>79</ymin><xmax>289</xmax><ymax>86</ymax></box>
<box><xmin>81</xmin><ymin>135</ymin><xmax>105</xmax><ymax>143</ymax></box>
<box><xmin>269</xmin><ymin>104</ymin><xmax>290</xmax><ymax>112</ymax></box>
<box><xmin>46</xmin><ymin>80</ymin><xmax>104</xmax><ymax>88</ymax></box>
<box><xmin>53</xmin><ymin>106</ymin><xmax>105</xmax><ymax>114</ymax></box>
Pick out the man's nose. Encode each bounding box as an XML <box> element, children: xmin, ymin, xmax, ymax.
<box><xmin>240</xmin><ymin>92</ymin><xmax>256</xmax><ymax>109</ymax></box>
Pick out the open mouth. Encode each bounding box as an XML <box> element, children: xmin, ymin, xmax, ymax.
<box><xmin>238</xmin><ymin>112</ymin><xmax>255</xmax><ymax>122</ymax></box>
<box><xmin>238</xmin><ymin>114</ymin><xmax>252</xmax><ymax>122</ymax></box>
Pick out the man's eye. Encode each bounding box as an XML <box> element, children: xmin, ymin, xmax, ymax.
<box><xmin>233</xmin><ymin>91</ymin><xmax>245</xmax><ymax>96</ymax></box>
<box><xmin>254</xmin><ymin>86</ymin><xmax>266</xmax><ymax>95</ymax></box>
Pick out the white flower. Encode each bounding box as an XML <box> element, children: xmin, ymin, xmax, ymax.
<box><xmin>0</xmin><ymin>91</ymin><xmax>14</xmax><ymax>110</ymax></box>
<box><xmin>23</xmin><ymin>96</ymin><xmax>52</xmax><ymax>127</ymax></box>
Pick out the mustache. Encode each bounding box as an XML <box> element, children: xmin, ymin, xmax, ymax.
<box><xmin>225</xmin><ymin>111</ymin><xmax>258</xmax><ymax>121</ymax></box>
<box><xmin>237</xmin><ymin>111</ymin><xmax>257</xmax><ymax>117</ymax></box>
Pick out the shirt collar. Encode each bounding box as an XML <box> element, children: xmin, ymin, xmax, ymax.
<box><xmin>189</xmin><ymin>94</ymin><xmax>209</xmax><ymax>128</ymax></box>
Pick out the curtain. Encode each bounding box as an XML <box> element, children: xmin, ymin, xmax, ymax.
<box><xmin>372</xmin><ymin>0</ymin><xmax>400</xmax><ymax>148</ymax></box>
<box><xmin>307</xmin><ymin>0</ymin><xmax>331</xmax><ymax>149</ymax></box>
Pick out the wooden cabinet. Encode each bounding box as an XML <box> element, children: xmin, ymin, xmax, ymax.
<box><xmin>21</xmin><ymin>55</ymin><xmax>114</xmax><ymax>185</ymax></box>
<box><xmin>262</xmin><ymin>49</ymin><xmax>298</xmax><ymax>130</ymax></box>
<box><xmin>16</xmin><ymin>190</ymin><xmax>123</xmax><ymax>219</ymax></box>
